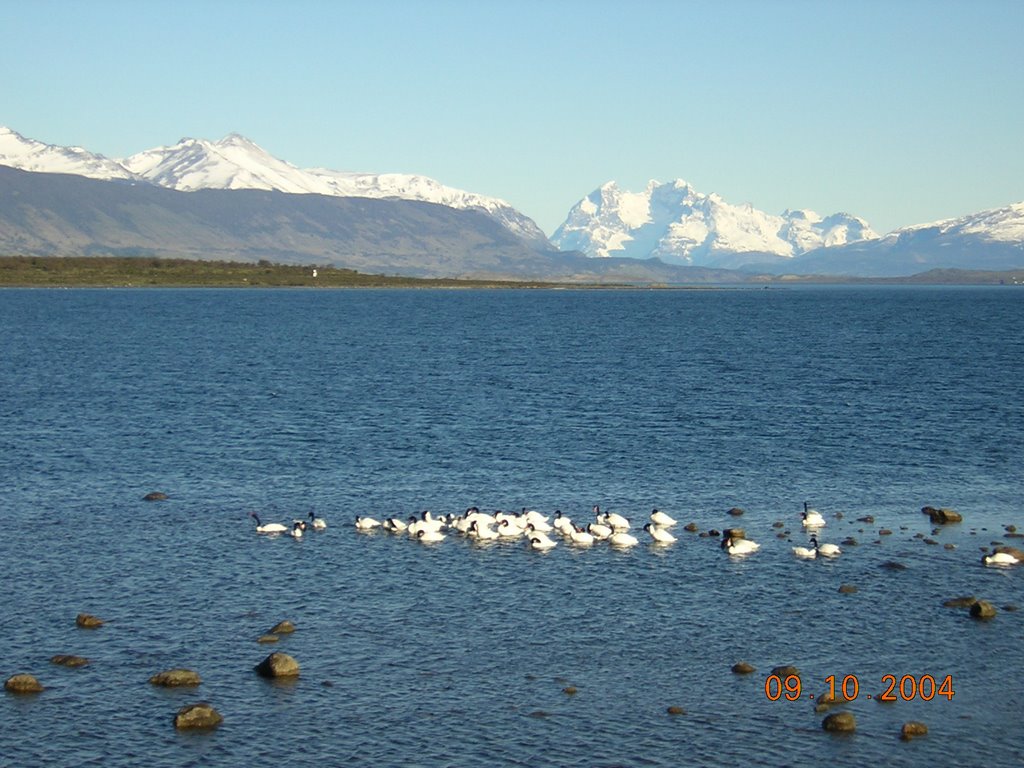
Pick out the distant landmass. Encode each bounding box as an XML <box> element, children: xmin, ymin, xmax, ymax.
<box><xmin>1</xmin><ymin>126</ymin><xmax>1022</xmax><ymax>280</ymax></box>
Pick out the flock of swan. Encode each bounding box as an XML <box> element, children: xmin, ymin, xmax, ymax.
<box><xmin>249</xmin><ymin>501</ymin><xmax>1022</xmax><ymax>567</ymax></box>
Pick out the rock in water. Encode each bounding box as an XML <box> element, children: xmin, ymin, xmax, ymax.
<box><xmin>50</xmin><ymin>655</ymin><xmax>90</xmax><ymax>667</ymax></box>
<box><xmin>822</xmin><ymin>711</ymin><xmax>856</xmax><ymax>732</ymax></box>
<box><xmin>76</xmin><ymin>613</ymin><xmax>104</xmax><ymax>628</ymax></box>
<box><xmin>254</xmin><ymin>652</ymin><xmax>300</xmax><ymax>678</ymax></box>
<box><xmin>970</xmin><ymin>601</ymin><xmax>997</xmax><ymax>620</ymax></box>
<box><xmin>174</xmin><ymin>703</ymin><xmax>223</xmax><ymax>729</ymax></box>
<box><xmin>143</xmin><ymin>491</ymin><xmax>168</xmax><ymax>501</ymax></box>
<box><xmin>149</xmin><ymin>669</ymin><xmax>202</xmax><ymax>687</ymax></box>
<box><xmin>922</xmin><ymin>506</ymin><xmax>962</xmax><ymax>524</ymax></box>
<box><xmin>900</xmin><ymin>721</ymin><xmax>928</xmax><ymax>740</ymax></box>
<box><xmin>731</xmin><ymin>662</ymin><xmax>756</xmax><ymax>674</ymax></box>
<box><xmin>268</xmin><ymin>620</ymin><xmax>296</xmax><ymax>634</ymax></box>
<box><xmin>5</xmin><ymin>674</ymin><xmax>44</xmax><ymax>693</ymax></box>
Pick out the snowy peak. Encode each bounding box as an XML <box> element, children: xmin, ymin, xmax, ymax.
<box><xmin>121</xmin><ymin>134</ymin><xmax>333</xmax><ymax>194</ymax></box>
<box><xmin>552</xmin><ymin>179</ymin><xmax>878</xmax><ymax>267</ymax></box>
<box><xmin>0</xmin><ymin>125</ymin><xmax>140</xmax><ymax>181</ymax></box>
<box><xmin>886</xmin><ymin>202</ymin><xmax>1024</xmax><ymax>243</ymax></box>
<box><xmin>0</xmin><ymin>127</ymin><xmax>549</xmax><ymax>245</ymax></box>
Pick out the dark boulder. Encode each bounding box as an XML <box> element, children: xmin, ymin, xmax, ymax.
<box><xmin>922</xmin><ymin>506</ymin><xmax>962</xmax><ymax>524</ymax></box>
<box><xmin>731</xmin><ymin>662</ymin><xmax>756</xmax><ymax>674</ymax></box>
<box><xmin>143</xmin><ymin>491</ymin><xmax>168</xmax><ymax>501</ymax></box>
<box><xmin>822</xmin><ymin>711</ymin><xmax>856</xmax><ymax>732</ymax></box>
<box><xmin>900</xmin><ymin>721</ymin><xmax>928</xmax><ymax>740</ymax></box>
<box><xmin>149</xmin><ymin>669</ymin><xmax>202</xmax><ymax>687</ymax></box>
<box><xmin>76</xmin><ymin>613</ymin><xmax>104</xmax><ymax>629</ymax></box>
<box><xmin>970</xmin><ymin>601</ymin><xmax>997</xmax><ymax>620</ymax></box>
<box><xmin>50</xmin><ymin>655</ymin><xmax>89</xmax><ymax>667</ymax></box>
<box><xmin>4</xmin><ymin>674</ymin><xmax>44</xmax><ymax>693</ymax></box>
<box><xmin>254</xmin><ymin>652</ymin><xmax>300</xmax><ymax>678</ymax></box>
<box><xmin>174</xmin><ymin>703</ymin><xmax>222</xmax><ymax>729</ymax></box>
<box><xmin>268</xmin><ymin>620</ymin><xmax>295</xmax><ymax>635</ymax></box>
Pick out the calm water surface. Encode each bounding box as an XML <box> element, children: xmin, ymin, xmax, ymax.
<box><xmin>1</xmin><ymin>286</ymin><xmax>1022</xmax><ymax>767</ymax></box>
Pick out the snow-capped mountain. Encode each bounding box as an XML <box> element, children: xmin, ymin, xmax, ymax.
<box><xmin>0</xmin><ymin>127</ymin><xmax>548</xmax><ymax>245</ymax></box>
<box><xmin>552</xmin><ymin>179</ymin><xmax>878</xmax><ymax>267</ymax></box>
<box><xmin>0</xmin><ymin>126</ymin><xmax>140</xmax><ymax>182</ymax></box>
<box><xmin>884</xmin><ymin>202</ymin><xmax>1024</xmax><ymax>243</ymax></box>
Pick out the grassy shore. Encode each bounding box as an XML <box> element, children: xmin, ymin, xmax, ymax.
<box><xmin>0</xmin><ymin>255</ymin><xmax>574</xmax><ymax>288</ymax></box>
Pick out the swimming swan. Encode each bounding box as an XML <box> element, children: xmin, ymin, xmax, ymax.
<box><xmin>643</xmin><ymin>523</ymin><xmax>677</xmax><ymax>544</ymax></box>
<box><xmin>250</xmin><ymin>512</ymin><xmax>288</xmax><ymax>534</ymax></box>
<box><xmin>801</xmin><ymin>502</ymin><xmax>826</xmax><ymax>528</ymax></box>
<box><xmin>722</xmin><ymin>535</ymin><xmax>760</xmax><ymax>556</ymax></box>
<box><xmin>983</xmin><ymin>550</ymin><xmax>1020</xmax><ymax>567</ymax></box>
<box><xmin>649</xmin><ymin>509</ymin><xmax>677</xmax><ymax>527</ymax></box>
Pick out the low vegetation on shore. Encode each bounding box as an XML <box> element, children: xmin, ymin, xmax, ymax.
<box><xmin>0</xmin><ymin>256</ymin><xmax>568</xmax><ymax>288</ymax></box>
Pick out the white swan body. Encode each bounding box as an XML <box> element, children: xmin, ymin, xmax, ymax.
<box><xmin>569</xmin><ymin>526</ymin><xmax>595</xmax><ymax>546</ymax></box>
<box><xmin>250</xmin><ymin>513</ymin><xmax>288</xmax><ymax>534</ymax></box>
<box><xmin>383</xmin><ymin>516</ymin><xmax>408</xmax><ymax>532</ymax></box>
<box><xmin>354</xmin><ymin>516</ymin><xmax>381</xmax><ymax>530</ymax></box>
<box><xmin>792</xmin><ymin>543</ymin><xmax>817</xmax><ymax>559</ymax></box>
<box><xmin>587</xmin><ymin>522</ymin><xmax>612</xmax><ymax>540</ymax></box>
<box><xmin>308</xmin><ymin>512</ymin><xmax>327</xmax><ymax>530</ymax></box>
<box><xmin>643</xmin><ymin>522</ymin><xmax>676</xmax><ymax>544</ymax></box>
<box><xmin>553</xmin><ymin>511</ymin><xmax>574</xmax><ymax>536</ymax></box>
<box><xmin>416</xmin><ymin>528</ymin><xmax>446</xmax><ymax>543</ymax></box>
<box><xmin>469</xmin><ymin>520</ymin><xmax>499</xmax><ymax>540</ymax></box>
<box><xmin>529</xmin><ymin>532</ymin><xmax>557</xmax><ymax>550</ymax></box>
<box><xmin>816</xmin><ymin>540</ymin><xmax>842</xmax><ymax>557</ymax></box>
<box><xmin>649</xmin><ymin>509</ymin><xmax>677</xmax><ymax>527</ymax></box>
<box><xmin>603</xmin><ymin>511</ymin><xmax>631</xmax><ymax>531</ymax></box>
<box><xmin>722</xmin><ymin>536</ymin><xmax>760</xmax><ymax>556</ymax></box>
<box><xmin>609</xmin><ymin>531</ymin><xmax>639</xmax><ymax>547</ymax></box>
<box><xmin>802</xmin><ymin>502</ymin><xmax>826</xmax><ymax>528</ymax></box>
<box><xmin>289</xmin><ymin>521</ymin><xmax>306</xmax><ymax>538</ymax></box>
<box><xmin>983</xmin><ymin>551</ymin><xmax>1019</xmax><ymax>566</ymax></box>
<box><xmin>497</xmin><ymin>518</ymin><xmax>524</xmax><ymax>538</ymax></box>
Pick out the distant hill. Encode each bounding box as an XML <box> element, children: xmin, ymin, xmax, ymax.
<box><xmin>0</xmin><ymin>165</ymin><xmax>753</xmax><ymax>282</ymax></box>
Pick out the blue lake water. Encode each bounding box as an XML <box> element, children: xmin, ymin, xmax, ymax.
<box><xmin>1</xmin><ymin>286</ymin><xmax>1022</xmax><ymax>766</ymax></box>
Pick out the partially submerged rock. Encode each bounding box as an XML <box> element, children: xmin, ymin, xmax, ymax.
<box><xmin>822</xmin><ymin>711</ymin><xmax>856</xmax><ymax>732</ymax></box>
<box><xmin>942</xmin><ymin>596</ymin><xmax>976</xmax><ymax>609</ymax></box>
<box><xmin>922</xmin><ymin>506</ymin><xmax>962</xmax><ymax>524</ymax></box>
<box><xmin>50</xmin><ymin>655</ymin><xmax>89</xmax><ymax>667</ymax></box>
<box><xmin>254</xmin><ymin>652</ymin><xmax>300</xmax><ymax>678</ymax></box>
<box><xmin>149</xmin><ymin>669</ymin><xmax>202</xmax><ymax>687</ymax></box>
<box><xmin>731</xmin><ymin>662</ymin><xmax>756</xmax><ymax>674</ymax></box>
<box><xmin>900</xmin><ymin>721</ymin><xmax>928</xmax><ymax>740</ymax></box>
<box><xmin>268</xmin><ymin>620</ymin><xmax>295</xmax><ymax>635</ymax></box>
<box><xmin>76</xmin><ymin>613</ymin><xmax>104</xmax><ymax>629</ymax></box>
<box><xmin>174</xmin><ymin>702</ymin><xmax>222</xmax><ymax>729</ymax></box>
<box><xmin>970</xmin><ymin>600</ymin><xmax>997</xmax><ymax>620</ymax></box>
<box><xmin>4</xmin><ymin>674</ymin><xmax>44</xmax><ymax>693</ymax></box>
<box><xmin>143</xmin><ymin>491</ymin><xmax>168</xmax><ymax>501</ymax></box>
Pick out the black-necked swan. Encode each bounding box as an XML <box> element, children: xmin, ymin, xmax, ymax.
<box><xmin>609</xmin><ymin>530</ymin><xmax>639</xmax><ymax>547</ymax></box>
<box><xmin>289</xmin><ymin>521</ymin><xmax>306</xmax><ymax>538</ymax></box>
<box><xmin>722</xmin><ymin>535</ymin><xmax>760</xmax><ymax>556</ymax></box>
<box><xmin>983</xmin><ymin>549</ymin><xmax>1019</xmax><ymax>566</ymax></box>
<box><xmin>802</xmin><ymin>502</ymin><xmax>826</xmax><ymax>528</ymax></box>
<box><xmin>643</xmin><ymin>522</ymin><xmax>677</xmax><ymax>544</ymax></box>
<box><xmin>569</xmin><ymin>525</ymin><xmax>595</xmax><ymax>546</ymax></box>
<box><xmin>308</xmin><ymin>511</ymin><xmax>327</xmax><ymax>530</ymax></box>
<box><xmin>416</xmin><ymin>528</ymin><xmax>446</xmax><ymax>543</ymax></box>
<box><xmin>354</xmin><ymin>516</ymin><xmax>381</xmax><ymax>530</ymax></box>
<box><xmin>650</xmin><ymin>509</ymin><xmax>677</xmax><ymax>527</ymax></box>
<box><xmin>250</xmin><ymin>512</ymin><xmax>288</xmax><ymax>534</ymax></box>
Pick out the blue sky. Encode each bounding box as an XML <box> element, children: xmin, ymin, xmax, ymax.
<box><xmin>4</xmin><ymin>0</ymin><xmax>1022</xmax><ymax>236</ymax></box>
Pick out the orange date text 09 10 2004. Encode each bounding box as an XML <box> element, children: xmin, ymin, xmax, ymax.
<box><xmin>764</xmin><ymin>674</ymin><xmax>955</xmax><ymax>702</ymax></box>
